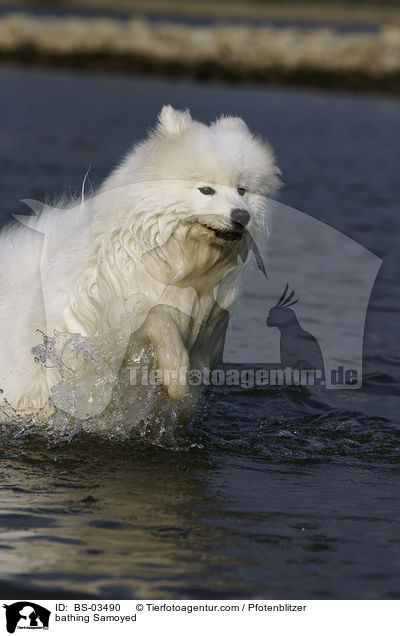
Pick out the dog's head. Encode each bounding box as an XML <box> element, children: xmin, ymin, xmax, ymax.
<box><xmin>96</xmin><ymin>107</ymin><xmax>280</xmax><ymax>290</ymax></box>
<box><xmin>101</xmin><ymin>106</ymin><xmax>280</xmax><ymax>247</ymax></box>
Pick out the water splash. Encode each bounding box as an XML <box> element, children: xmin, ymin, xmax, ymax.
<box><xmin>0</xmin><ymin>327</ymin><xmax>201</xmax><ymax>448</ymax></box>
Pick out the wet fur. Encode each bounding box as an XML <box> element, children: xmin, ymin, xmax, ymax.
<box><xmin>0</xmin><ymin>106</ymin><xmax>280</xmax><ymax>418</ymax></box>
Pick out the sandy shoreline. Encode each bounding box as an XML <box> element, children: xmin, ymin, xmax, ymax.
<box><xmin>1</xmin><ymin>13</ymin><xmax>400</xmax><ymax>93</ymax></box>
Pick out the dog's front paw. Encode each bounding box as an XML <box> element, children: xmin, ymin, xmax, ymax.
<box><xmin>160</xmin><ymin>361</ymin><xmax>189</xmax><ymax>402</ymax></box>
<box><xmin>143</xmin><ymin>305</ymin><xmax>190</xmax><ymax>401</ymax></box>
<box><xmin>166</xmin><ymin>381</ymin><xmax>187</xmax><ymax>401</ymax></box>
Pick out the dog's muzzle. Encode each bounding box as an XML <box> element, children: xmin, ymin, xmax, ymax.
<box><xmin>197</xmin><ymin>220</ymin><xmax>245</xmax><ymax>242</ymax></box>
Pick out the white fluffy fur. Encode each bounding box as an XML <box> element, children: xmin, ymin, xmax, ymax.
<box><xmin>0</xmin><ymin>106</ymin><xmax>280</xmax><ymax>420</ymax></box>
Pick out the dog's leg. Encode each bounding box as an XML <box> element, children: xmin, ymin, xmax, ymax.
<box><xmin>143</xmin><ymin>305</ymin><xmax>189</xmax><ymax>401</ymax></box>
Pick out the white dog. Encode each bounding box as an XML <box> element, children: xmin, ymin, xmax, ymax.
<box><xmin>0</xmin><ymin>106</ymin><xmax>280</xmax><ymax>423</ymax></box>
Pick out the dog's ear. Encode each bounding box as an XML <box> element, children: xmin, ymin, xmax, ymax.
<box><xmin>157</xmin><ymin>105</ymin><xmax>192</xmax><ymax>135</ymax></box>
<box><xmin>214</xmin><ymin>115</ymin><xmax>249</xmax><ymax>132</ymax></box>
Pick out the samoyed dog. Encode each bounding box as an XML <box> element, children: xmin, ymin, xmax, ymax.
<box><xmin>0</xmin><ymin>106</ymin><xmax>280</xmax><ymax>426</ymax></box>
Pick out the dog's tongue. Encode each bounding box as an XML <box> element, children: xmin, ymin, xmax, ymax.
<box><xmin>251</xmin><ymin>239</ymin><xmax>268</xmax><ymax>279</ymax></box>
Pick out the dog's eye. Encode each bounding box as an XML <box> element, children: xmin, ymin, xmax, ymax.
<box><xmin>237</xmin><ymin>187</ymin><xmax>246</xmax><ymax>196</ymax></box>
<box><xmin>198</xmin><ymin>186</ymin><xmax>216</xmax><ymax>196</ymax></box>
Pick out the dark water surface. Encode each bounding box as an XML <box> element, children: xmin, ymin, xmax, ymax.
<box><xmin>0</xmin><ymin>5</ymin><xmax>380</xmax><ymax>32</ymax></box>
<box><xmin>0</xmin><ymin>66</ymin><xmax>399</xmax><ymax>599</ymax></box>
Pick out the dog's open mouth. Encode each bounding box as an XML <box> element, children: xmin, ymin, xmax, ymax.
<box><xmin>198</xmin><ymin>222</ymin><xmax>244</xmax><ymax>242</ymax></box>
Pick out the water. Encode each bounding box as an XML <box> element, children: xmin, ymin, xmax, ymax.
<box><xmin>0</xmin><ymin>5</ymin><xmax>380</xmax><ymax>32</ymax></box>
<box><xmin>0</xmin><ymin>65</ymin><xmax>400</xmax><ymax>599</ymax></box>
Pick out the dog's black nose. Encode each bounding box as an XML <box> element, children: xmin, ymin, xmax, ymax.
<box><xmin>231</xmin><ymin>208</ymin><xmax>250</xmax><ymax>227</ymax></box>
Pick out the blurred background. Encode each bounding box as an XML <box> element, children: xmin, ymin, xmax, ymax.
<box><xmin>0</xmin><ymin>0</ymin><xmax>399</xmax><ymax>92</ymax></box>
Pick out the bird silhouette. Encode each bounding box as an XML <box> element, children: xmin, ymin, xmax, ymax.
<box><xmin>266</xmin><ymin>284</ymin><xmax>324</xmax><ymax>374</ymax></box>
